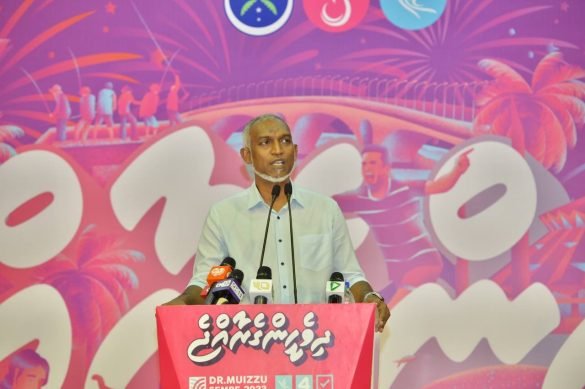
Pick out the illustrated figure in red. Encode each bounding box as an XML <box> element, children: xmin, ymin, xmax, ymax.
<box><xmin>48</xmin><ymin>84</ymin><xmax>71</xmax><ymax>142</ymax></box>
<box><xmin>74</xmin><ymin>86</ymin><xmax>95</xmax><ymax>141</ymax></box>
<box><xmin>118</xmin><ymin>85</ymin><xmax>140</xmax><ymax>140</ymax></box>
<box><xmin>139</xmin><ymin>83</ymin><xmax>161</xmax><ymax>136</ymax></box>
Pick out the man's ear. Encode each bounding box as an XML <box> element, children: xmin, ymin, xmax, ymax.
<box><xmin>240</xmin><ymin>147</ymin><xmax>252</xmax><ymax>164</ymax></box>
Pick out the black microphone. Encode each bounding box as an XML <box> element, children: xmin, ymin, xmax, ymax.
<box><xmin>249</xmin><ymin>266</ymin><xmax>273</xmax><ymax>304</ymax></box>
<box><xmin>259</xmin><ymin>184</ymin><xmax>281</xmax><ymax>268</ymax></box>
<box><xmin>284</xmin><ymin>182</ymin><xmax>298</xmax><ymax>304</ymax></box>
<box><xmin>326</xmin><ymin>272</ymin><xmax>345</xmax><ymax>304</ymax></box>
<box><xmin>205</xmin><ymin>269</ymin><xmax>245</xmax><ymax>305</ymax></box>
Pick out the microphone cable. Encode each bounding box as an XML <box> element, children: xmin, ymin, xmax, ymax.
<box><xmin>284</xmin><ymin>182</ymin><xmax>298</xmax><ymax>304</ymax></box>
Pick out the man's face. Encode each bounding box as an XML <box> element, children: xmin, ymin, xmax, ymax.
<box><xmin>361</xmin><ymin>151</ymin><xmax>390</xmax><ymax>186</ymax></box>
<box><xmin>242</xmin><ymin>118</ymin><xmax>297</xmax><ymax>182</ymax></box>
<box><xmin>13</xmin><ymin>366</ymin><xmax>47</xmax><ymax>389</ymax></box>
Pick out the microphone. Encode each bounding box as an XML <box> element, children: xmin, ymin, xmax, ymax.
<box><xmin>249</xmin><ymin>266</ymin><xmax>273</xmax><ymax>304</ymax></box>
<box><xmin>205</xmin><ymin>269</ymin><xmax>245</xmax><ymax>305</ymax></box>
<box><xmin>259</xmin><ymin>184</ymin><xmax>281</xmax><ymax>268</ymax></box>
<box><xmin>200</xmin><ymin>257</ymin><xmax>236</xmax><ymax>298</ymax></box>
<box><xmin>326</xmin><ymin>272</ymin><xmax>345</xmax><ymax>304</ymax></box>
<box><xmin>284</xmin><ymin>182</ymin><xmax>298</xmax><ymax>304</ymax></box>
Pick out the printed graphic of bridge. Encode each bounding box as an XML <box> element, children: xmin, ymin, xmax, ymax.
<box><xmin>42</xmin><ymin>76</ymin><xmax>484</xmax><ymax>149</ymax></box>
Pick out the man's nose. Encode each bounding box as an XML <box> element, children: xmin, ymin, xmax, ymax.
<box><xmin>271</xmin><ymin>141</ymin><xmax>283</xmax><ymax>154</ymax></box>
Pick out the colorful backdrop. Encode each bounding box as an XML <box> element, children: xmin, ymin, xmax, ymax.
<box><xmin>1</xmin><ymin>0</ymin><xmax>584</xmax><ymax>388</ymax></box>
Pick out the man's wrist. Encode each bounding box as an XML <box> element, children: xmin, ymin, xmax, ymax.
<box><xmin>363</xmin><ymin>291</ymin><xmax>384</xmax><ymax>303</ymax></box>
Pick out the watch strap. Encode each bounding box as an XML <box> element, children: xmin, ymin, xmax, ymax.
<box><xmin>363</xmin><ymin>291</ymin><xmax>384</xmax><ymax>302</ymax></box>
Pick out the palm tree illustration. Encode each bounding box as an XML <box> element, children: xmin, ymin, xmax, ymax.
<box><xmin>43</xmin><ymin>224</ymin><xmax>145</xmax><ymax>355</ymax></box>
<box><xmin>0</xmin><ymin>124</ymin><xmax>24</xmax><ymax>164</ymax></box>
<box><xmin>240</xmin><ymin>0</ymin><xmax>278</xmax><ymax>16</ymax></box>
<box><xmin>474</xmin><ymin>52</ymin><xmax>585</xmax><ymax>172</ymax></box>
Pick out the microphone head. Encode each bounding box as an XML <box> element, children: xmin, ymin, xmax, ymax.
<box><xmin>284</xmin><ymin>182</ymin><xmax>293</xmax><ymax>196</ymax></box>
<box><xmin>326</xmin><ymin>272</ymin><xmax>345</xmax><ymax>304</ymax></box>
<box><xmin>229</xmin><ymin>269</ymin><xmax>245</xmax><ymax>285</ymax></box>
<box><xmin>221</xmin><ymin>256</ymin><xmax>236</xmax><ymax>268</ymax></box>
<box><xmin>256</xmin><ymin>266</ymin><xmax>272</xmax><ymax>280</ymax></box>
<box><xmin>271</xmin><ymin>184</ymin><xmax>281</xmax><ymax>198</ymax></box>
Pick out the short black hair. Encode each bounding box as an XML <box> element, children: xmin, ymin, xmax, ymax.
<box><xmin>361</xmin><ymin>144</ymin><xmax>389</xmax><ymax>165</ymax></box>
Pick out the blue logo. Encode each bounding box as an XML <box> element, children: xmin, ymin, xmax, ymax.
<box><xmin>225</xmin><ymin>0</ymin><xmax>293</xmax><ymax>36</ymax></box>
<box><xmin>379</xmin><ymin>0</ymin><xmax>447</xmax><ymax>30</ymax></box>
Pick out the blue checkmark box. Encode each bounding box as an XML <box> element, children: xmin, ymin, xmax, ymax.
<box><xmin>276</xmin><ymin>375</ymin><xmax>293</xmax><ymax>389</ymax></box>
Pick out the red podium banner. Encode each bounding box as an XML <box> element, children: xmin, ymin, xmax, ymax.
<box><xmin>156</xmin><ymin>304</ymin><xmax>376</xmax><ymax>389</ymax></box>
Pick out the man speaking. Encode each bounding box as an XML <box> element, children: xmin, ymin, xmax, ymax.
<box><xmin>164</xmin><ymin>114</ymin><xmax>390</xmax><ymax>332</ymax></box>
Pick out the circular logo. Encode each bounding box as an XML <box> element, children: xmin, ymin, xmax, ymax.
<box><xmin>211</xmin><ymin>267</ymin><xmax>226</xmax><ymax>277</ymax></box>
<box><xmin>225</xmin><ymin>0</ymin><xmax>294</xmax><ymax>36</ymax></box>
<box><xmin>303</xmin><ymin>0</ymin><xmax>370</xmax><ymax>32</ymax></box>
<box><xmin>379</xmin><ymin>0</ymin><xmax>447</xmax><ymax>31</ymax></box>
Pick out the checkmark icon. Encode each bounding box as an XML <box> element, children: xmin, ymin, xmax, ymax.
<box><xmin>276</xmin><ymin>375</ymin><xmax>292</xmax><ymax>389</ymax></box>
<box><xmin>315</xmin><ymin>374</ymin><xmax>333</xmax><ymax>389</ymax></box>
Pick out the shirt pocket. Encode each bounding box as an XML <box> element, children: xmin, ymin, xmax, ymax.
<box><xmin>298</xmin><ymin>233</ymin><xmax>331</xmax><ymax>271</ymax></box>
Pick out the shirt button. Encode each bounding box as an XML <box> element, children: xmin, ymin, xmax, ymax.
<box><xmin>278</xmin><ymin>239</ymin><xmax>282</xmax><ymax>242</ymax></box>
<box><xmin>283</xmin><ymin>285</ymin><xmax>287</xmax><ymax>289</ymax></box>
<box><xmin>277</xmin><ymin>216</ymin><xmax>281</xmax><ymax>220</ymax></box>
<box><xmin>280</xmin><ymin>262</ymin><xmax>285</xmax><ymax>266</ymax></box>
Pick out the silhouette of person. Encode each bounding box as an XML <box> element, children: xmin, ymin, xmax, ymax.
<box><xmin>94</xmin><ymin>81</ymin><xmax>116</xmax><ymax>139</ymax></box>
<box><xmin>139</xmin><ymin>83</ymin><xmax>160</xmax><ymax>136</ymax></box>
<box><xmin>334</xmin><ymin>144</ymin><xmax>471</xmax><ymax>305</ymax></box>
<box><xmin>117</xmin><ymin>85</ymin><xmax>140</xmax><ymax>140</ymax></box>
<box><xmin>166</xmin><ymin>74</ymin><xmax>187</xmax><ymax>126</ymax></box>
<box><xmin>0</xmin><ymin>349</ymin><xmax>49</xmax><ymax>389</ymax></box>
<box><xmin>74</xmin><ymin>86</ymin><xmax>95</xmax><ymax>141</ymax></box>
<box><xmin>48</xmin><ymin>84</ymin><xmax>71</xmax><ymax>142</ymax></box>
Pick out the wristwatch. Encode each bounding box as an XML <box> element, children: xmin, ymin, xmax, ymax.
<box><xmin>363</xmin><ymin>291</ymin><xmax>384</xmax><ymax>303</ymax></box>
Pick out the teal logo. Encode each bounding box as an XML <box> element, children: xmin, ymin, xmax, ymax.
<box><xmin>276</xmin><ymin>375</ymin><xmax>293</xmax><ymax>389</ymax></box>
<box><xmin>379</xmin><ymin>0</ymin><xmax>447</xmax><ymax>30</ymax></box>
<box><xmin>295</xmin><ymin>375</ymin><xmax>313</xmax><ymax>389</ymax></box>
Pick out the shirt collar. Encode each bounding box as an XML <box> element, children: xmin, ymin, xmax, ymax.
<box><xmin>246</xmin><ymin>182</ymin><xmax>305</xmax><ymax>210</ymax></box>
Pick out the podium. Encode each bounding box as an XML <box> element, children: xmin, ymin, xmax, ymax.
<box><xmin>156</xmin><ymin>304</ymin><xmax>376</xmax><ymax>389</ymax></box>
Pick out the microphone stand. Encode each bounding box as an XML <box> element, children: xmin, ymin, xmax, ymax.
<box><xmin>259</xmin><ymin>184</ymin><xmax>281</xmax><ymax>268</ymax></box>
<box><xmin>284</xmin><ymin>182</ymin><xmax>298</xmax><ymax>304</ymax></box>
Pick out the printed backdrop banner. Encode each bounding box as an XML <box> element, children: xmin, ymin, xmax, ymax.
<box><xmin>0</xmin><ymin>0</ymin><xmax>584</xmax><ymax>388</ymax></box>
<box><xmin>156</xmin><ymin>304</ymin><xmax>375</xmax><ymax>389</ymax></box>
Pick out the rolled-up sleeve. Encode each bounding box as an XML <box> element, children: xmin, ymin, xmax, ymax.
<box><xmin>187</xmin><ymin>205</ymin><xmax>227</xmax><ymax>289</ymax></box>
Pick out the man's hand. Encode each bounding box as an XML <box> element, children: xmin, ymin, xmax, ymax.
<box><xmin>364</xmin><ymin>294</ymin><xmax>391</xmax><ymax>332</ymax></box>
<box><xmin>162</xmin><ymin>285</ymin><xmax>205</xmax><ymax>306</ymax></box>
<box><xmin>426</xmin><ymin>148</ymin><xmax>474</xmax><ymax>195</ymax></box>
<box><xmin>456</xmin><ymin>148</ymin><xmax>473</xmax><ymax>174</ymax></box>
